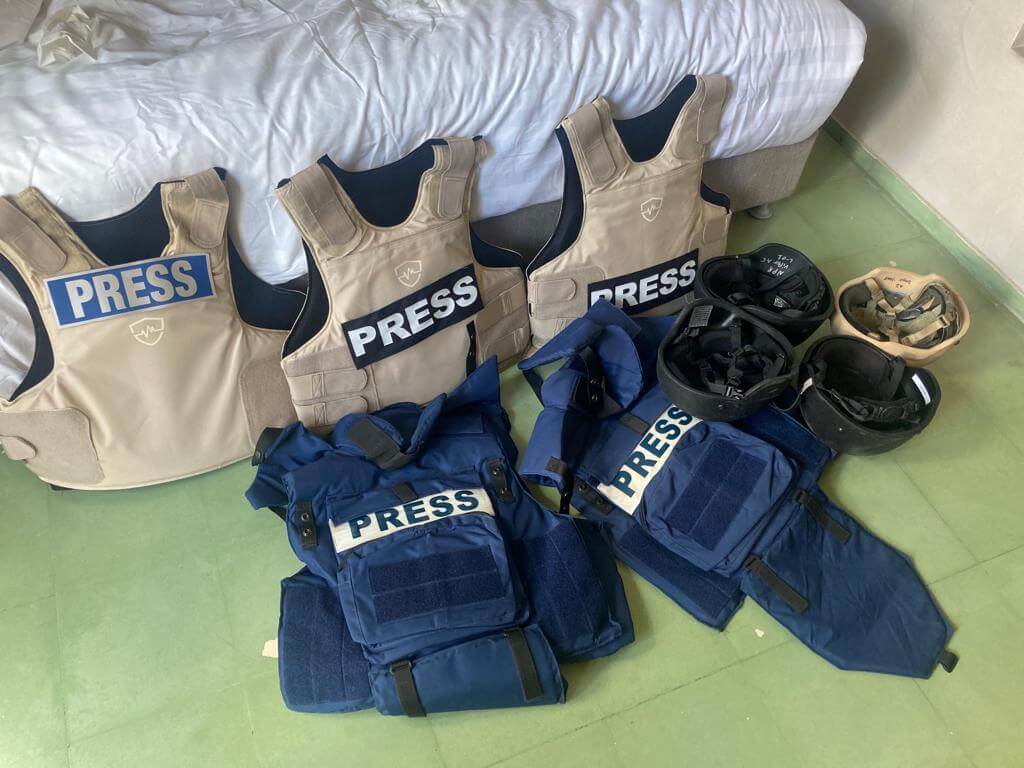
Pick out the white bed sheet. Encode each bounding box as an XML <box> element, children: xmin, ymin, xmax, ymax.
<box><xmin>0</xmin><ymin>0</ymin><xmax>864</xmax><ymax>397</ymax></box>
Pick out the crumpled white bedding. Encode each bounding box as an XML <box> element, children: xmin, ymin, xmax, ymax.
<box><xmin>0</xmin><ymin>0</ymin><xmax>864</xmax><ymax>397</ymax></box>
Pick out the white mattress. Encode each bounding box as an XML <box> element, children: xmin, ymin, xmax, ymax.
<box><xmin>0</xmin><ymin>0</ymin><xmax>864</xmax><ymax>397</ymax></box>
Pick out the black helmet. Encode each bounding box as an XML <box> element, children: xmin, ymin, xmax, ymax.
<box><xmin>658</xmin><ymin>298</ymin><xmax>796</xmax><ymax>421</ymax></box>
<box><xmin>799</xmin><ymin>335</ymin><xmax>940</xmax><ymax>455</ymax></box>
<box><xmin>695</xmin><ymin>244</ymin><xmax>833</xmax><ymax>345</ymax></box>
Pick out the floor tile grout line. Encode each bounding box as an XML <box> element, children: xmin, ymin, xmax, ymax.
<box><xmin>44</xmin><ymin>492</ymin><xmax>73</xmax><ymax>759</ymax></box>
<box><xmin>478</xmin><ymin>644</ymin><xmax>768</xmax><ymax>768</ymax></box>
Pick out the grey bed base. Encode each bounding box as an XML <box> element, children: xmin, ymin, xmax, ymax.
<box><xmin>473</xmin><ymin>131</ymin><xmax>817</xmax><ymax>261</ymax></box>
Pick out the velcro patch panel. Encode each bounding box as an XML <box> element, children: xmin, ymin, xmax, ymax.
<box><xmin>45</xmin><ymin>253</ymin><xmax>215</xmax><ymax>327</ymax></box>
<box><xmin>587</xmin><ymin>249</ymin><xmax>697</xmax><ymax>315</ymax></box>
<box><xmin>596</xmin><ymin>406</ymin><xmax>702</xmax><ymax>514</ymax></box>
<box><xmin>330</xmin><ymin>488</ymin><xmax>494</xmax><ymax>553</ymax></box>
<box><xmin>341</xmin><ymin>263</ymin><xmax>483</xmax><ymax>369</ymax></box>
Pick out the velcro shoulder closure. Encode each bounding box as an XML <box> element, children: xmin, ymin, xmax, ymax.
<box><xmin>562</xmin><ymin>99</ymin><xmax>617</xmax><ymax>187</ymax></box>
<box><xmin>276</xmin><ymin>163</ymin><xmax>357</xmax><ymax>255</ymax></box>
<box><xmin>434</xmin><ymin>137</ymin><xmax>479</xmax><ymax>220</ymax></box>
<box><xmin>696</xmin><ymin>74</ymin><xmax>729</xmax><ymax>146</ymax></box>
<box><xmin>0</xmin><ymin>196</ymin><xmax>68</xmax><ymax>276</ymax></box>
<box><xmin>184</xmin><ymin>169</ymin><xmax>230</xmax><ymax>249</ymax></box>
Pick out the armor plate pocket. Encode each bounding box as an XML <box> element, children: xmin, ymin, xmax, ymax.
<box><xmin>333</xmin><ymin>478</ymin><xmax>518</xmax><ymax>655</ymax></box>
<box><xmin>369</xmin><ymin>624</ymin><xmax>565</xmax><ymax>716</ymax></box>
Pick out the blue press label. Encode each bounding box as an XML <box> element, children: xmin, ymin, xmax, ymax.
<box><xmin>45</xmin><ymin>254</ymin><xmax>215</xmax><ymax>327</ymax></box>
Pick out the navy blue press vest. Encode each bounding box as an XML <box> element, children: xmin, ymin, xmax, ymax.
<box><xmin>518</xmin><ymin>301</ymin><xmax>958</xmax><ymax>678</ymax></box>
<box><xmin>247</xmin><ymin>358</ymin><xmax>633</xmax><ymax>716</ymax></box>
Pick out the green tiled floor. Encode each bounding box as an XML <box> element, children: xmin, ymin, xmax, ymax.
<box><xmin>3</xmin><ymin>132</ymin><xmax>1024</xmax><ymax>767</ymax></box>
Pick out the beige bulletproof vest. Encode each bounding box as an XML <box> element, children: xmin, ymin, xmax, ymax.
<box><xmin>0</xmin><ymin>170</ymin><xmax>296</xmax><ymax>490</ymax></box>
<box><xmin>527</xmin><ymin>74</ymin><xmax>732</xmax><ymax>346</ymax></box>
<box><xmin>276</xmin><ymin>137</ymin><xmax>529</xmax><ymax>429</ymax></box>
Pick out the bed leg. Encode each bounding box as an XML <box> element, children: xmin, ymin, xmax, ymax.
<box><xmin>747</xmin><ymin>204</ymin><xmax>773</xmax><ymax>221</ymax></box>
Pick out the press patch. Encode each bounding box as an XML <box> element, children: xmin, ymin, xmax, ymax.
<box><xmin>596</xmin><ymin>406</ymin><xmax>702</xmax><ymax>514</ymax></box>
<box><xmin>341</xmin><ymin>263</ymin><xmax>482</xmax><ymax>369</ymax></box>
<box><xmin>330</xmin><ymin>488</ymin><xmax>494</xmax><ymax>552</ymax></box>
<box><xmin>588</xmin><ymin>250</ymin><xmax>697</xmax><ymax>314</ymax></box>
<box><xmin>45</xmin><ymin>254</ymin><xmax>214</xmax><ymax>327</ymax></box>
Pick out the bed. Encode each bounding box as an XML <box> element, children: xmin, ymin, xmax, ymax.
<box><xmin>0</xmin><ymin>0</ymin><xmax>865</xmax><ymax>397</ymax></box>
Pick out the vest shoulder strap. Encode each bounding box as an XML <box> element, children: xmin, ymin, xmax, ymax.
<box><xmin>432</xmin><ymin>137</ymin><xmax>480</xmax><ymax>220</ymax></box>
<box><xmin>561</xmin><ymin>99</ymin><xmax>618</xmax><ymax>189</ymax></box>
<box><xmin>669</xmin><ymin>74</ymin><xmax>729</xmax><ymax>159</ymax></box>
<box><xmin>0</xmin><ymin>195</ymin><xmax>69</xmax><ymax>277</ymax></box>
<box><xmin>182</xmin><ymin>169</ymin><xmax>229</xmax><ymax>249</ymax></box>
<box><xmin>275</xmin><ymin>162</ymin><xmax>358</xmax><ymax>257</ymax></box>
<box><xmin>696</xmin><ymin>74</ymin><xmax>728</xmax><ymax>146</ymax></box>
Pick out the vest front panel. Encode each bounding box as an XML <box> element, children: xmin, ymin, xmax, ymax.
<box><xmin>527</xmin><ymin>75</ymin><xmax>732</xmax><ymax>347</ymax></box>
<box><xmin>277</xmin><ymin>139</ymin><xmax>529</xmax><ymax>429</ymax></box>
<box><xmin>0</xmin><ymin>170</ymin><xmax>296</xmax><ymax>489</ymax></box>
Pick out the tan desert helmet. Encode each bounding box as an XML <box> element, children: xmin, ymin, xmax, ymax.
<box><xmin>832</xmin><ymin>267</ymin><xmax>969</xmax><ymax>366</ymax></box>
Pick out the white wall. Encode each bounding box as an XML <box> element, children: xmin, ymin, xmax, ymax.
<box><xmin>834</xmin><ymin>0</ymin><xmax>1024</xmax><ymax>291</ymax></box>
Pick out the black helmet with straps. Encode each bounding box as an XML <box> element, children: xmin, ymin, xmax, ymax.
<box><xmin>798</xmin><ymin>335</ymin><xmax>941</xmax><ymax>455</ymax></box>
<box><xmin>695</xmin><ymin>244</ymin><xmax>833</xmax><ymax>344</ymax></box>
<box><xmin>658</xmin><ymin>298</ymin><xmax>795</xmax><ymax>421</ymax></box>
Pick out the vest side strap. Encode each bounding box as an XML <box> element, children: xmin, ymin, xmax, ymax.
<box><xmin>436</xmin><ymin>137</ymin><xmax>477</xmax><ymax>220</ymax></box>
<box><xmin>389</xmin><ymin>660</ymin><xmax>427</xmax><ymax>717</ymax></box>
<box><xmin>564</xmin><ymin>101</ymin><xmax>616</xmax><ymax>186</ymax></box>
<box><xmin>696</xmin><ymin>74</ymin><xmax>729</xmax><ymax>146</ymax></box>
<box><xmin>0</xmin><ymin>197</ymin><xmax>67</xmax><ymax>276</ymax></box>
<box><xmin>185</xmin><ymin>169</ymin><xmax>229</xmax><ymax>248</ymax></box>
<box><xmin>504</xmin><ymin>628</ymin><xmax>545</xmax><ymax>702</ymax></box>
<box><xmin>744</xmin><ymin>555</ymin><xmax>809</xmax><ymax>614</ymax></box>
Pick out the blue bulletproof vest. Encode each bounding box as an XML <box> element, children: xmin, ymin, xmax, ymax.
<box><xmin>247</xmin><ymin>358</ymin><xmax>633</xmax><ymax>716</ymax></box>
<box><xmin>519</xmin><ymin>301</ymin><xmax>958</xmax><ymax>678</ymax></box>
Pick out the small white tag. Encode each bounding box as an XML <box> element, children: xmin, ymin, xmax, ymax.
<box><xmin>262</xmin><ymin>638</ymin><xmax>279</xmax><ymax>658</ymax></box>
<box><xmin>911</xmin><ymin>373</ymin><xmax>931</xmax><ymax>405</ymax></box>
<box><xmin>799</xmin><ymin>378</ymin><xmax>813</xmax><ymax>396</ymax></box>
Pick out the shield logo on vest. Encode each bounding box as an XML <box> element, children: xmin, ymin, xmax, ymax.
<box><xmin>395</xmin><ymin>260</ymin><xmax>423</xmax><ymax>288</ymax></box>
<box><xmin>640</xmin><ymin>197</ymin><xmax>663</xmax><ymax>222</ymax></box>
<box><xmin>129</xmin><ymin>316</ymin><xmax>165</xmax><ymax>346</ymax></box>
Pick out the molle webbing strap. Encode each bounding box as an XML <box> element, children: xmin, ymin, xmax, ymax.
<box><xmin>391</xmin><ymin>482</ymin><xmax>417</xmax><ymax>503</ymax></box>
<box><xmin>435</xmin><ymin>137</ymin><xmax>478</xmax><ymax>220</ymax></box>
<box><xmin>939</xmin><ymin>649</ymin><xmax>959</xmax><ymax>674</ymax></box>
<box><xmin>743</xmin><ymin>555</ymin><xmax>809</xmax><ymax>614</ymax></box>
<box><xmin>276</xmin><ymin>163</ymin><xmax>357</xmax><ymax>255</ymax></box>
<box><xmin>251</xmin><ymin>426</ymin><xmax>284</xmax><ymax>466</ymax></box>
<box><xmin>545</xmin><ymin>457</ymin><xmax>576</xmax><ymax>516</ymax></box>
<box><xmin>345</xmin><ymin>419</ymin><xmax>414</xmax><ymax>470</ymax></box>
<box><xmin>696</xmin><ymin>74</ymin><xmax>728</xmax><ymax>146</ymax></box>
<box><xmin>619</xmin><ymin>412</ymin><xmax>651</xmax><ymax>435</ymax></box>
<box><xmin>796</xmin><ymin>490</ymin><xmax>851</xmax><ymax>544</ymax></box>
<box><xmin>504</xmin><ymin>628</ymin><xmax>545</xmax><ymax>702</ymax></box>
<box><xmin>0</xmin><ymin>197</ymin><xmax>68</xmax><ymax>276</ymax></box>
<box><xmin>389</xmin><ymin>660</ymin><xmax>426</xmax><ymax>717</ymax></box>
<box><xmin>184</xmin><ymin>169</ymin><xmax>229</xmax><ymax>248</ymax></box>
<box><xmin>564</xmin><ymin>100</ymin><xmax>617</xmax><ymax>187</ymax></box>
<box><xmin>295</xmin><ymin>501</ymin><xmax>317</xmax><ymax>549</ymax></box>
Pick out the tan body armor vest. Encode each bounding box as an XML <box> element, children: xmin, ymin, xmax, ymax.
<box><xmin>527</xmin><ymin>74</ymin><xmax>732</xmax><ymax>346</ymax></box>
<box><xmin>0</xmin><ymin>170</ymin><xmax>297</xmax><ymax>490</ymax></box>
<box><xmin>275</xmin><ymin>137</ymin><xmax>530</xmax><ymax>429</ymax></box>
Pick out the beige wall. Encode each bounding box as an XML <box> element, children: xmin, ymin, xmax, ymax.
<box><xmin>834</xmin><ymin>0</ymin><xmax>1024</xmax><ymax>291</ymax></box>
